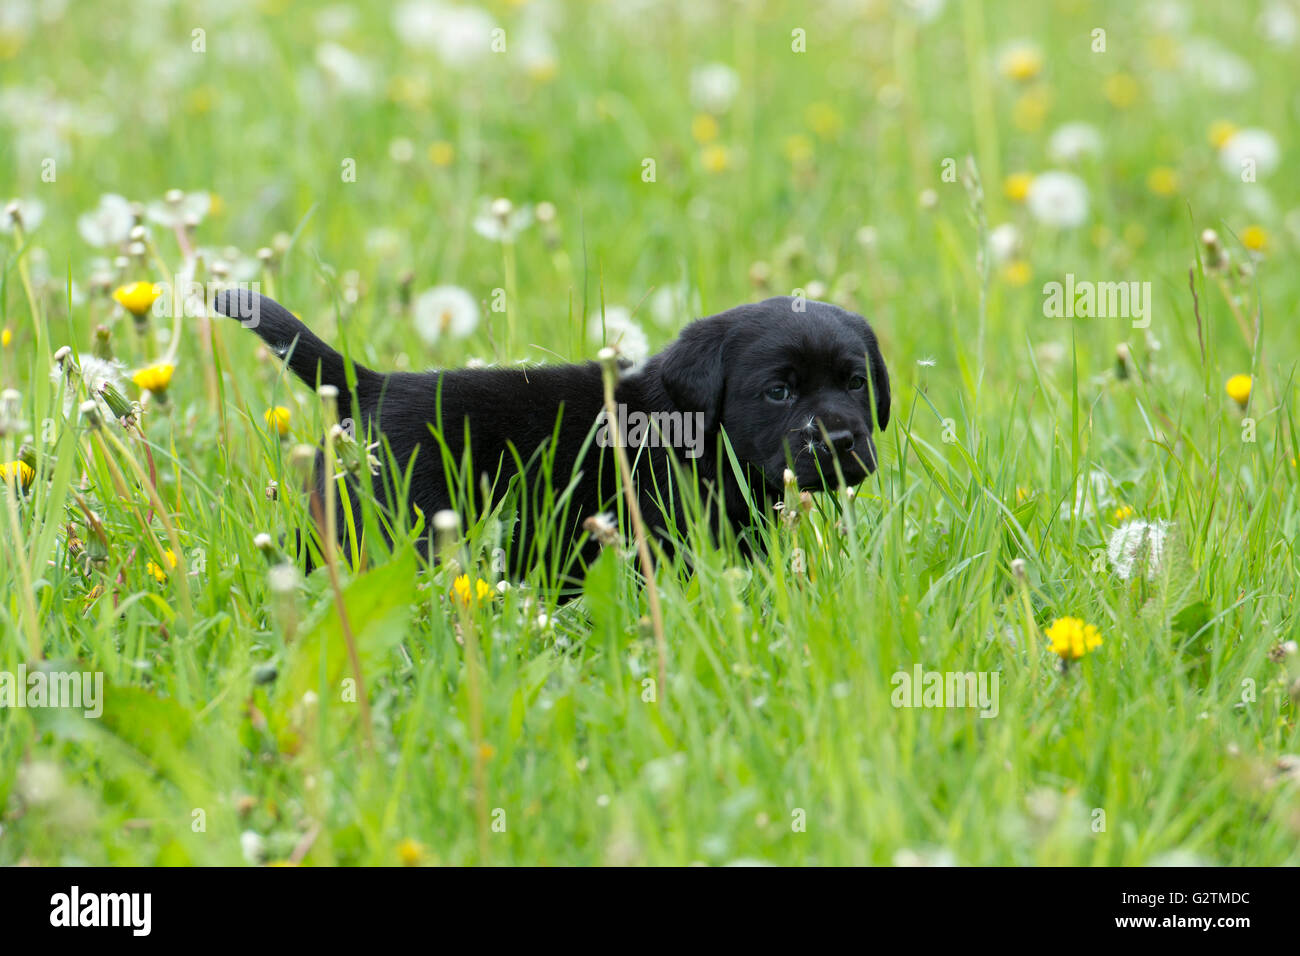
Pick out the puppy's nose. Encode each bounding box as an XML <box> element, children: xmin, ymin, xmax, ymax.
<box><xmin>824</xmin><ymin>429</ymin><xmax>856</xmax><ymax>452</ymax></box>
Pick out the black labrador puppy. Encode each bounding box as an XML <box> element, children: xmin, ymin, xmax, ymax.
<box><xmin>213</xmin><ymin>290</ymin><xmax>889</xmax><ymax>582</ymax></box>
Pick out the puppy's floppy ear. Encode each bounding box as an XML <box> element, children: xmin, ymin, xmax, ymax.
<box><xmin>862</xmin><ymin>322</ymin><xmax>890</xmax><ymax>430</ymax></box>
<box><xmin>657</xmin><ymin>316</ymin><xmax>729</xmax><ymax>430</ymax></box>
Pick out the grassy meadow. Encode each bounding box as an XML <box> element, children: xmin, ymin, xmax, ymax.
<box><xmin>2</xmin><ymin>0</ymin><xmax>1299</xmax><ymax>865</ymax></box>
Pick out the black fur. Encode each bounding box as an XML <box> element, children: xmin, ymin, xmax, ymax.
<box><xmin>213</xmin><ymin>290</ymin><xmax>889</xmax><ymax>583</ymax></box>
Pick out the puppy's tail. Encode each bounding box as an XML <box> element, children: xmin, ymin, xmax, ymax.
<box><xmin>212</xmin><ymin>289</ymin><xmax>377</xmax><ymax>399</ymax></box>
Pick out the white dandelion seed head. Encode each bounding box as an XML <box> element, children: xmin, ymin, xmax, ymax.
<box><xmin>314</xmin><ymin>42</ymin><xmax>377</xmax><ymax>96</ymax></box>
<box><xmin>1259</xmin><ymin>2</ymin><xmax>1299</xmax><ymax>47</ymax></box>
<box><xmin>77</xmin><ymin>194</ymin><xmax>134</xmax><ymax>248</ymax></box>
<box><xmin>145</xmin><ymin>190</ymin><xmax>209</xmax><ymax>229</ymax></box>
<box><xmin>1047</xmin><ymin>122</ymin><xmax>1104</xmax><ymax>164</ymax></box>
<box><xmin>589</xmin><ymin>307</ymin><xmax>649</xmax><ymax>364</ymax></box>
<box><xmin>689</xmin><ymin>62</ymin><xmax>740</xmax><ymax>113</ymax></box>
<box><xmin>1027</xmin><ymin>171</ymin><xmax>1089</xmax><ymax>229</ymax></box>
<box><xmin>1</xmin><ymin>197</ymin><xmax>44</xmax><ymax>233</ymax></box>
<box><xmin>472</xmin><ymin>199</ymin><xmax>532</xmax><ymax>242</ymax></box>
<box><xmin>393</xmin><ymin>1</ymin><xmax>497</xmax><ymax>67</ymax></box>
<box><xmin>1107</xmin><ymin>519</ymin><xmax>1171</xmax><ymax>581</ymax></box>
<box><xmin>1219</xmin><ymin>128</ymin><xmax>1280</xmax><ymax>179</ymax></box>
<box><xmin>988</xmin><ymin>222</ymin><xmax>1020</xmax><ymax>263</ymax></box>
<box><xmin>413</xmin><ymin>285</ymin><xmax>479</xmax><ymax>344</ymax></box>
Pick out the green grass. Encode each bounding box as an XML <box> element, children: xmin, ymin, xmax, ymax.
<box><xmin>2</xmin><ymin>0</ymin><xmax>1298</xmax><ymax>865</ymax></box>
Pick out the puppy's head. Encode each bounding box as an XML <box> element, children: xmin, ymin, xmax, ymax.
<box><xmin>658</xmin><ymin>296</ymin><xmax>890</xmax><ymax>492</ymax></box>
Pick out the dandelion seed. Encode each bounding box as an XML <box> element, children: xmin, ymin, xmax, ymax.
<box><xmin>1026</xmin><ymin>171</ymin><xmax>1089</xmax><ymax>229</ymax></box>
<box><xmin>1218</xmin><ymin>128</ymin><xmax>1280</xmax><ymax>178</ymax></box>
<box><xmin>1</xmin><ymin>197</ymin><xmax>44</xmax><ymax>233</ymax></box>
<box><xmin>77</xmin><ymin>193</ymin><xmax>134</xmax><ymax>247</ymax></box>
<box><xmin>689</xmin><ymin>62</ymin><xmax>740</xmax><ymax>113</ymax></box>
<box><xmin>589</xmin><ymin>307</ymin><xmax>649</xmax><ymax>364</ymax></box>
<box><xmin>988</xmin><ymin>223</ymin><xmax>1019</xmax><ymax>263</ymax></box>
<box><xmin>1045</xmin><ymin>616</ymin><xmax>1103</xmax><ymax>660</ymax></box>
<box><xmin>413</xmin><ymin>285</ymin><xmax>479</xmax><ymax>344</ymax></box>
<box><xmin>472</xmin><ymin>198</ymin><xmax>532</xmax><ymax>242</ymax></box>
<box><xmin>916</xmin><ymin>356</ymin><xmax>937</xmax><ymax>367</ymax></box>
<box><xmin>144</xmin><ymin>190</ymin><xmax>210</xmax><ymax>229</ymax></box>
<box><xmin>393</xmin><ymin>1</ymin><xmax>497</xmax><ymax>67</ymax></box>
<box><xmin>1047</xmin><ymin>122</ymin><xmax>1103</xmax><ymax>164</ymax></box>
<box><xmin>1107</xmin><ymin>520</ymin><xmax>1170</xmax><ymax>581</ymax></box>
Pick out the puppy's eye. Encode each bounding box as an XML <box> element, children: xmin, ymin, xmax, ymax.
<box><xmin>847</xmin><ymin>374</ymin><xmax>867</xmax><ymax>391</ymax></box>
<box><xmin>765</xmin><ymin>385</ymin><xmax>793</xmax><ymax>402</ymax></box>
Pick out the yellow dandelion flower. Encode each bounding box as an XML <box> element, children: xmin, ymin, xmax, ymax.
<box><xmin>0</xmin><ymin>460</ymin><xmax>35</xmax><ymax>490</ymax></box>
<box><xmin>132</xmin><ymin>362</ymin><xmax>175</xmax><ymax>394</ymax></box>
<box><xmin>1001</xmin><ymin>260</ymin><xmax>1032</xmax><ymax>286</ymax></box>
<box><xmin>1102</xmin><ymin>72</ymin><xmax>1138</xmax><ymax>109</ymax></box>
<box><xmin>1</xmin><ymin>327</ymin><xmax>11</xmax><ymax>348</ymax></box>
<box><xmin>1112</xmin><ymin>505</ymin><xmax>1135</xmax><ymax>522</ymax></box>
<box><xmin>1015</xmin><ymin>486</ymin><xmax>1031</xmax><ymax>504</ymax></box>
<box><xmin>1241</xmin><ymin>225</ymin><xmax>1268</xmax><ymax>252</ymax></box>
<box><xmin>264</xmin><ymin>405</ymin><xmax>291</xmax><ymax>437</ymax></box>
<box><xmin>479</xmin><ymin>742</ymin><xmax>496</xmax><ymax>760</ymax></box>
<box><xmin>805</xmin><ymin>102</ymin><xmax>843</xmax><ymax>139</ymax></box>
<box><xmin>691</xmin><ymin>113</ymin><xmax>719</xmax><ymax>144</ymax></box>
<box><xmin>1045</xmin><ymin>616</ymin><xmax>1103</xmax><ymax>660</ymax></box>
<box><xmin>1011</xmin><ymin>88</ymin><xmax>1049</xmax><ymax>131</ymax></box>
<box><xmin>428</xmin><ymin>141</ymin><xmax>455</xmax><ymax>167</ymax></box>
<box><xmin>147</xmin><ymin>548</ymin><xmax>178</xmax><ymax>584</ymax></box>
<box><xmin>1003</xmin><ymin>172</ymin><xmax>1034</xmax><ymax>202</ymax></box>
<box><xmin>1225</xmin><ymin>374</ymin><xmax>1252</xmax><ymax>407</ymax></box>
<box><xmin>999</xmin><ymin>43</ymin><xmax>1044</xmax><ymax>82</ymax></box>
<box><xmin>783</xmin><ymin>134</ymin><xmax>813</xmax><ymax>164</ymax></box>
<box><xmin>113</xmin><ymin>282</ymin><xmax>161</xmax><ymax>318</ymax></box>
<box><xmin>701</xmin><ymin>145</ymin><xmax>730</xmax><ymax>173</ymax></box>
<box><xmin>1146</xmin><ymin>166</ymin><xmax>1179</xmax><ymax>197</ymax></box>
<box><xmin>1208</xmin><ymin>120</ymin><xmax>1238</xmax><ymax>150</ymax></box>
<box><xmin>208</xmin><ymin>194</ymin><xmax>225</xmax><ymax>218</ymax></box>
<box><xmin>397</xmin><ymin>838</ymin><xmax>425</xmax><ymax>866</ymax></box>
<box><xmin>452</xmin><ymin>574</ymin><xmax>494</xmax><ymax>606</ymax></box>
